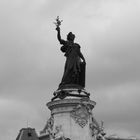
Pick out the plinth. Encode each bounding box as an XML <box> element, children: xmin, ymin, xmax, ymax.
<box><xmin>47</xmin><ymin>98</ymin><xmax>96</xmax><ymax>140</ymax></box>
<box><xmin>40</xmin><ymin>89</ymin><xmax>97</xmax><ymax>140</ymax></box>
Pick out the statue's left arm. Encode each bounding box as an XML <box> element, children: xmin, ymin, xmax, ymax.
<box><xmin>77</xmin><ymin>45</ymin><xmax>86</xmax><ymax>64</ymax></box>
<box><xmin>79</xmin><ymin>52</ymin><xmax>86</xmax><ymax>64</ymax></box>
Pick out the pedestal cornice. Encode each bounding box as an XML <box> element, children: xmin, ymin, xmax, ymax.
<box><xmin>47</xmin><ymin>98</ymin><xmax>96</xmax><ymax>111</ymax></box>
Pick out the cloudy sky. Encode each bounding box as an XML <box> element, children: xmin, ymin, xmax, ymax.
<box><xmin>0</xmin><ymin>0</ymin><xmax>140</xmax><ymax>140</ymax></box>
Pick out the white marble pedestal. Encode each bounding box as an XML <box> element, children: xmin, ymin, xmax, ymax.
<box><xmin>46</xmin><ymin>96</ymin><xmax>96</xmax><ymax>140</ymax></box>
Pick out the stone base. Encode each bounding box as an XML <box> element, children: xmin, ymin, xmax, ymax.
<box><xmin>46</xmin><ymin>98</ymin><xmax>96</xmax><ymax>140</ymax></box>
<box><xmin>52</xmin><ymin>88</ymin><xmax>90</xmax><ymax>101</ymax></box>
<box><xmin>58</xmin><ymin>84</ymin><xmax>84</xmax><ymax>90</ymax></box>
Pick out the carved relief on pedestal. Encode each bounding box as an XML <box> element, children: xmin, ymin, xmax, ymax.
<box><xmin>40</xmin><ymin>115</ymin><xmax>54</xmax><ymax>138</ymax></box>
<box><xmin>70</xmin><ymin>103</ymin><xmax>91</xmax><ymax>128</ymax></box>
<box><xmin>89</xmin><ymin>122</ymin><xmax>98</xmax><ymax>137</ymax></box>
<box><xmin>89</xmin><ymin>115</ymin><xmax>100</xmax><ymax>137</ymax></box>
<box><xmin>54</xmin><ymin>125</ymin><xmax>64</xmax><ymax>140</ymax></box>
<box><xmin>89</xmin><ymin>115</ymin><xmax>106</xmax><ymax>140</ymax></box>
<box><xmin>53</xmin><ymin>125</ymin><xmax>71</xmax><ymax>140</ymax></box>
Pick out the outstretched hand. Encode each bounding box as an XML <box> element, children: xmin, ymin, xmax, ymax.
<box><xmin>56</xmin><ymin>26</ymin><xmax>60</xmax><ymax>31</ymax></box>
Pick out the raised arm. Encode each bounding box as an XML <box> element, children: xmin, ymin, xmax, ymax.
<box><xmin>56</xmin><ymin>26</ymin><xmax>66</xmax><ymax>45</ymax></box>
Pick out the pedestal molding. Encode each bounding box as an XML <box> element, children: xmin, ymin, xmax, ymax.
<box><xmin>47</xmin><ymin>98</ymin><xmax>96</xmax><ymax>111</ymax></box>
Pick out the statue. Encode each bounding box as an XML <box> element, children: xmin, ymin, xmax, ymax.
<box><xmin>54</xmin><ymin>125</ymin><xmax>64</xmax><ymax>140</ymax></box>
<box><xmin>54</xmin><ymin>16</ymin><xmax>86</xmax><ymax>89</ymax></box>
<box><xmin>89</xmin><ymin>114</ymin><xmax>106</xmax><ymax>140</ymax></box>
<box><xmin>40</xmin><ymin>115</ymin><xmax>54</xmax><ymax>139</ymax></box>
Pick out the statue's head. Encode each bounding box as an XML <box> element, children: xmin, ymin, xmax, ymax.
<box><xmin>67</xmin><ymin>32</ymin><xmax>75</xmax><ymax>41</ymax></box>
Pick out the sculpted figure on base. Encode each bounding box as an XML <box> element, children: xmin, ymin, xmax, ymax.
<box><xmin>55</xmin><ymin>17</ymin><xmax>86</xmax><ymax>89</ymax></box>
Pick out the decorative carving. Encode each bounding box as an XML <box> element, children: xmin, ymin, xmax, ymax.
<box><xmin>89</xmin><ymin>114</ymin><xmax>106</xmax><ymax>140</ymax></box>
<box><xmin>70</xmin><ymin>103</ymin><xmax>90</xmax><ymax>128</ymax></box>
<box><xmin>54</xmin><ymin>125</ymin><xmax>65</xmax><ymax>140</ymax></box>
<box><xmin>40</xmin><ymin>115</ymin><xmax>54</xmax><ymax>138</ymax></box>
<box><xmin>96</xmin><ymin>133</ymin><xmax>106</xmax><ymax>140</ymax></box>
<box><xmin>51</xmin><ymin>89</ymin><xmax>90</xmax><ymax>101</ymax></box>
<box><xmin>89</xmin><ymin>122</ymin><xmax>99</xmax><ymax>137</ymax></box>
<box><xmin>47</xmin><ymin>98</ymin><xmax>96</xmax><ymax>111</ymax></box>
<box><xmin>89</xmin><ymin>115</ymin><xmax>100</xmax><ymax>136</ymax></box>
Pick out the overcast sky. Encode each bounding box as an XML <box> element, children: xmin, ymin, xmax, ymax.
<box><xmin>0</xmin><ymin>0</ymin><xmax>140</xmax><ymax>140</ymax></box>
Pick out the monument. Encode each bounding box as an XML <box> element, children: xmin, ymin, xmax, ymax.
<box><xmin>39</xmin><ymin>17</ymin><xmax>106</xmax><ymax>140</ymax></box>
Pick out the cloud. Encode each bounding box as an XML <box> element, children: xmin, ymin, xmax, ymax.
<box><xmin>92</xmin><ymin>82</ymin><xmax>140</xmax><ymax>138</ymax></box>
<box><xmin>86</xmin><ymin>1</ymin><xmax>140</xmax><ymax>89</ymax></box>
<box><xmin>0</xmin><ymin>98</ymin><xmax>42</xmax><ymax>140</ymax></box>
<box><xmin>0</xmin><ymin>0</ymin><xmax>140</xmax><ymax>139</ymax></box>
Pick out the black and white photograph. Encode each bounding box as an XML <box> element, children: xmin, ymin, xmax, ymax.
<box><xmin>0</xmin><ymin>1</ymin><xmax>140</xmax><ymax>140</ymax></box>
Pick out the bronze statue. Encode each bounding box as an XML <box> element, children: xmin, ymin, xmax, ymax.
<box><xmin>54</xmin><ymin>17</ymin><xmax>86</xmax><ymax>89</ymax></box>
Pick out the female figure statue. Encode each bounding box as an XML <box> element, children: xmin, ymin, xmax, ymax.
<box><xmin>55</xmin><ymin>17</ymin><xmax>86</xmax><ymax>89</ymax></box>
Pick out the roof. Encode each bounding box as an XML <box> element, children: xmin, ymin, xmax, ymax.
<box><xmin>16</xmin><ymin>127</ymin><xmax>39</xmax><ymax>140</ymax></box>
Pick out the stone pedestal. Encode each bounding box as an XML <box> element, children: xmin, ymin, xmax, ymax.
<box><xmin>46</xmin><ymin>95</ymin><xmax>96</xmax><ymax>140</ymax></box>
